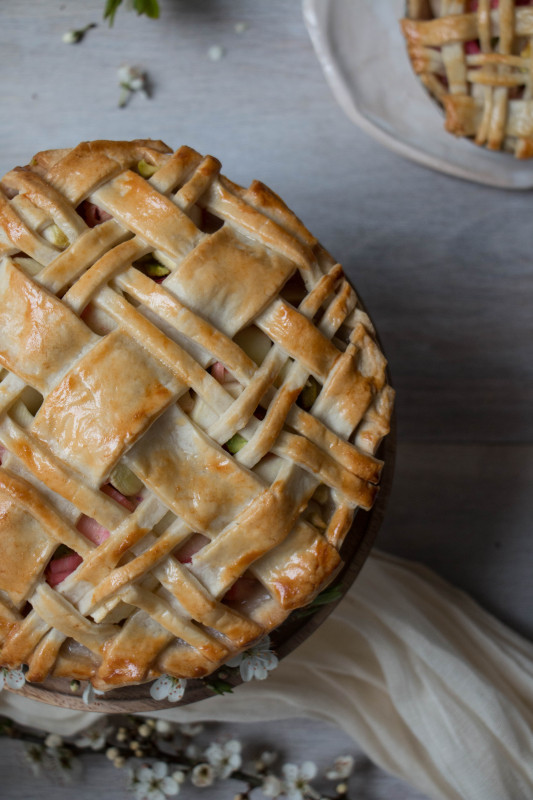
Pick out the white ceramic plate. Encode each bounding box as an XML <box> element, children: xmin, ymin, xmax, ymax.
<box><xmin>303</xmin><ymin>0</ymin><xmax>533</xmax><ymax>189</ymax></box>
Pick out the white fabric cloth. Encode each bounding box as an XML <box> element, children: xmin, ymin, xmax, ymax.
<box><xmin>2</xmin><ymin>551</ymin><xmax>533</xmax><ymax>800</ymax></box>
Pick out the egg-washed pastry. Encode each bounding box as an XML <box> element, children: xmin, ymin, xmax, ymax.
<box><xmin>0</xmin><ymin>139</ymin><xmax>393</xmax><ymax>691</ymax></box>
<box><xmin>402</xmin><ymin>1</ymin><xmax>533</xmax><ymax>157</ymax></box>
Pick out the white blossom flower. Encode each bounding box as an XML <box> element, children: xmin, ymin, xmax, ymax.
<box><xmin>118</xmin><ymin>64</ymin><xmax>148</xmax><ymax>107</ymax></box>
<box><xmin>62</xmin><ymin>30</ymin><xmax>79</xmax><ymax>44</ymax></box>
<box><xmin>155</xmin><ymin>719</ymin><xmax>172</xmax><ymax>735</ymax></box>
<box><xmin>256</xmin><ymin>750</ymin><xmax>278</xmax><ymax>769</ymax></box>
<box><xmin>62</xmin><ymin>23</ymin><xmax>96</xmax><ymax>44</ymax></box>
<box><xmin>171</xmin><ymin>770</ymin><xmax>185</xmax><ymax>785</ymax></box>
<box><xmin>227</xmin><ymin>637</ymin><xmax>278</xmax><ymax>681</ymax></box>
<box><xmin>261</xmin><ymin>773</ymin><xmax>283</xmax><ymax>797</ymax></box>
<box><xmin>185</xmin><ymin>742</ymin><xmax>202</xmax><ymax>760</ymax></box>
<box><xmin>205</xmin><ymin>739</ymin><xmax>242</xmax><ymax>779</ymax></box>
<box><xmin>150</xmin><ymin>675</ymin><xmax>186</xmax><ymax>703</ymax></box>
<box><xmin>24</xmin><ymin>743</ymin><xmax>45</xmax><ymax>776</ymax></box>
<box><xmin>0</xmin><ymin>666</ymin><xmax>26</xmax><ymax>691</ymax></box>
<box><xmin>135</xmin><ymin>762</ymin><xmax>180</xmax><ymax>799</ymax></box>
<box><xmin>262</xmin><ymin>751</ymin><xmax>278</xmax><ymax>765</ymax></box>
<box><xmin>179</xmin><ymin>722</ymin><xmax>203</xmax><ymax>737</ymax></box>
<box><xmin>118</xmin><ymin>64</ymin><xmax>145</xmax><ymax>90</ymax></box>
<box><xmin>48</xmin><ymin>747</ymin><xmax>82</xmax><ymax>785</ymax></box>
<box><xmin>82</xmin><ymin>682</ymin><xmax>105</xmax><ymax>705</ymax></box>
<box><xmin>44</xmin><ymin>733</ymin><xmax>63</xmax><ymax>749</ymax></box>
<box><xmin>75</xmin><ymin>723</ymin><xmax>112</xmax><ymax>751</ymax></box>
<box><xmin>130</xmin><ymin>740</ymin><xmax>142</xmax><ymax>754</ymax></box>
<box><xmin>282</xmin><ymin>762</ymin><xmax>318</xmax><ymax>800</ymax></box>
<box><xmin>325</xmin><ymin>755</ymin><xmax>354</xmax><ymax>780</ymax></box>
<box><xmin>191</xmin><ymin>763</ymin><xmax>216</xmax><ymax>787</ymax></box>
<box><xmin>127</xmin><ymin>766</ymin><xmax>143</xmax><ymax>794</ymax></box>
<box><xmin>207</xmin><ymin>45</ymin><xmax>226</xmax><ymax>62</ymax></box>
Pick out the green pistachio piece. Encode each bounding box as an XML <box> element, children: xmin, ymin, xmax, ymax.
<box><xmin>138</xmin><ymin>159</ymin><xmax>158</xmax><ymax>178</ymax></box>
<box><xmin>226</xmin><ymin>433</ymin><xmax>247</xmax><ymax>454</ymax></box>
<box><xmin>143</xmin><ymin>261</ymin><xmax>170</xmax><ymax>278</ymax></box>
<box><xmin>109</xmin><ymin>463</ymin><xmax>144</xmax><ymax>496</ymax></box>
<box><xmin>43</xmin><ymin>223</ymin><xmax>69</xmax><ymax>249</ymax></box>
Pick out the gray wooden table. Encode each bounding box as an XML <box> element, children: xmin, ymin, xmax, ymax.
<box><xmin>1</xmin><ymin>2</ymin><xmax>532</xmax><ymax>798</ymax></box>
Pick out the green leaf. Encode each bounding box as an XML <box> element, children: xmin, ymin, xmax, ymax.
<box><xmin>309</xmin><ymin>585</ymin><xmax>344</xmax><ymax>606</ymax></box>
<box><xmin>291</xmin><ymin>584</ymin><xmax>344</xmax><ymax>619</ymax></box>
<box><xmin>104</xmin><ymin>0</ymin><xmax>122</xmax><ymax>25</ymax></box>
<box><xmin>133</xmin><ymin>0</ymin><xmax>160</xmax><ymax>19</ymax></box>
<box><xmin>0</xmin><ymin>716</ymin><xmax>14</xmax><ymax>735</ymax></box>
<box><xmin>204</xmin><ymin>677</ymin><xmax>234</xmax><ymax>695</ymax></box>
<box><xmin>226</xmin><ymin>433</ymin><xmax>247</xmax><ymax>454</ymax></box>
<box><xmin>104</xmin><ymin>0</ymin><xmax>159</xmax><ymax>25</ymax></box>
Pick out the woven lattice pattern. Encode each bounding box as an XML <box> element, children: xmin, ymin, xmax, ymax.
<box><xmin>402</xmin><ymin>0</ymin><xmax>533</xmax><ymax>157</ymax></box>
<box><xmin>0</xmin><ymin>140</ymin><xmax>393</xmax><ymax>689</ymax></box>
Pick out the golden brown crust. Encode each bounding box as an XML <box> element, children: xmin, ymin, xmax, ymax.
<box><xmin>0</xmin><ymin>139</ymin><xmax>393</xmax><ymax>690</ymax></box>
<box><xmin>401</xmin><ymin>3</ymin><xmax>533</xmax><ymax>157</ymax></box>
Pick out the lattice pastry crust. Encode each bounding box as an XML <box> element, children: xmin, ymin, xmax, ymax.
<box><xmin>0</xmin><ymin>139</ymin><xmax>393</xmax><ymax>690</ymax></box>
<box><xmin>402</xmin><ymin>0</ymin><xmax>533</xmax><ymax>157</ymax></box>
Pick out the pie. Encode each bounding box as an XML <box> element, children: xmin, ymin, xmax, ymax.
<box><xmin>402</xmin><ymin>1</ymin><xmax>533</xmax><ymax>157</ymax></box>
<box><xmin>0</xmin><ymin>139</ymin><xmax>393</xmax><ymax>691</ymax></box>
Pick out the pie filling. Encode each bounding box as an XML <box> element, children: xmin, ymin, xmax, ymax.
<box><xmin>45</xmin><ymin>480</ymin><xmax>140</xmax><ymax>587</ymax></box>
<box><xmin>77</xmin><ymin>200</ymin><xmax>112</xmax><ymax>228</ymax></box>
